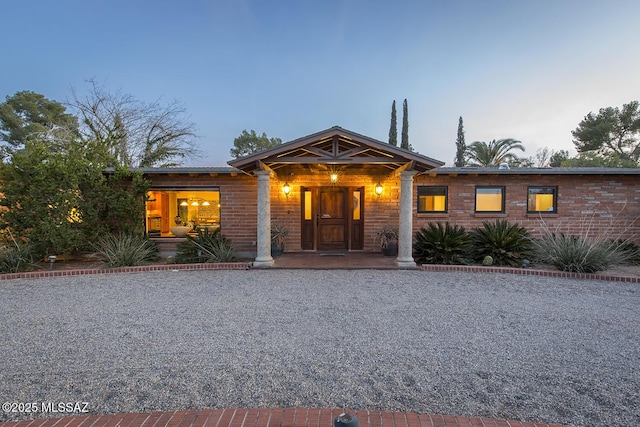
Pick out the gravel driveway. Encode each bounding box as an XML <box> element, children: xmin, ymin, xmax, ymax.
<box><xmin>1</xmin><ymin>270</ymin><xmax>638</xmax><ymax>427</ymax></box>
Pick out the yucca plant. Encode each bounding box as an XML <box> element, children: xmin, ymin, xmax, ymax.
<box><xmin>471</xmin><ymin>219</ymin><xmax>531</xmax><ymax>266</ymax></box>
<box><xmin>533</xmin><ymin>233</ymin><xmax>632</xmax><ymax>273</ymax></box>
<box><xmin>176</xmin><ymin>227</ymin><xmax>237</xmax><ymax>263</ymax></box>
<box><xmin>94</xmin><ymin>233</ymin><xmax>159</xmax><ymax>267</ymax></box>
<box><xmin>0</xmin><ymin>243</ymin><xmax>35</xmax><ymax>273</ymax></box>
<box><xmin>414</xmin><ymin>222</ymin><xmax>471</xmax><ymax>264</ymax></box>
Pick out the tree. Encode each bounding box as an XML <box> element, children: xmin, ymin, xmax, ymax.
<box><xmin>0</xmin><ymin>132</ymin><xmax>149</xmax><ymax>258</ymax></box>
<box><xmin>572</xmin><ymin>100</ymin><xmax>640</xmax><ymax>163</ymax></box>
<box><xmin>69</xmin><ymin>80</ymin><xmax>199</xmax><ymax>167</ymax></box>
<box><xmin>465</xmin><ymin>139</ymin><xmax>525</xmax><ymax>167</ymax></box>
<box><xmin>549</xmin><ymin>150</ymin><xmax>570</xmax><ymax>167</ymax></box>
<box><xmin>388</xmin><ymin>100</ymin><xmax>397</xmax><ymax>146</ymax></box>
<box><xmin>0</xmin><ymin>91</ymin><xmax>79</xmax><ymax>152</ymax></box>
<box><xmin>561</xmin><ymin>152</ymin><xmax>638</xmax><ymax>168</ymax></box>
<box><xmin>230</xmin><ymin>129</ymin><xmax>282</xmax><ymax>159</ymax></box>
<box><xmin>454</xmin><ymin>116</ymin><xmax>466</xmax><ymax>167</ymax></box>
<box><xmin>401</xmin><ymin>99</ymin><xmax>409</xmax><ymax>150</ymax></box>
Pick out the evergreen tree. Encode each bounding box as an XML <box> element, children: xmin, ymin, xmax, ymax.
<box><xmin>454</xmin><ymin>116</ymin><xmax>466</xmax><ymax>167</ymax></box>
<box><xmin>388</xmin><ymin>100</ymin><xmax>397</xmax><ymax>146</ymax></box>
<box><xmin>401</xmin><ymin>99</ymin><xmax>409</xmax><ymax>149</ymax></box>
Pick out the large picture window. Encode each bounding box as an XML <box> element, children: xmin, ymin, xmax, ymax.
<box><xmin>527</xmin><ymin>186</ymin><xmax>557</xmax><ymax>213</ymax></box>
<box><xmin>418</xmin><ymin>186</ymin><xmax>447</xmax><ymax>213</ymax></box>
<box><xmin>475</xmin><ymin>186</ymin><xmax>505</xmax><ymax>213</ymax></box>
<box><xmin>145</xmin><ymin>188</ymin><xmax>221</xmax><ymax>237</ymax></box>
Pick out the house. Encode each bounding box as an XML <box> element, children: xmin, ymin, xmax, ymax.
<box><xmin>140</xmin><ymin>126</ymin><xmax>640</xmax><ymax>267</ymax></box>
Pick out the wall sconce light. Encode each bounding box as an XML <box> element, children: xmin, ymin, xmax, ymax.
<box><xmin>283</xmin><ymin>182</ymin><xmax>291</xmax><ymax>197</ymax></box>
<box><xmin>375</xmin><ymin>182</ymin><xmax>383</xmax><ymax>196</ymax></box>
<box><xmin>330</xmin><ymin>173</ymin><xmax>339</xmax><ymax>184</ymax></box>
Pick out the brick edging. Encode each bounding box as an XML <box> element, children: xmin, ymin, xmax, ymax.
<box><xmin>0</xmin><ymin>262</ymin><xmax>252</xmax><ymax>281</ymax></box>
<box><xmin>0</xmin><ymin>407</ymin><xmax>574</xmax><ymax>427</ymax></box>
<box><xmin>420</xmin><ymin>264</ymin><xmax>640</xmax><ymax>283</ymax></box>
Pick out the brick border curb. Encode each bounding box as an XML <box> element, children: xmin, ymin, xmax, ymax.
<box><xmin>0</xmin><ymin>407</ymin><xmax>573</xmax><ymax>427</ymax></box>
<box><xmin>0</xmin><ymin>262</ymin><xmax>252</xmax><ymax>281</ymax></box>
<box><xmin>420</xmin><ymin>264</ymin><xmax>640</xmax><ymax>283</ymax></box>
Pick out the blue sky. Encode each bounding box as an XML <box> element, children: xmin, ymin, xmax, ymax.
<box><xmin>2</xmin><ymin>0</ymin><xmax>639</xmax><ymax>166</ymax></box>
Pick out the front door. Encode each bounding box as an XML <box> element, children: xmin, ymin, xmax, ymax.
<box><xmin>317</xmin><ymin>187</ymin><xmax>348</xmax><ymax>250</ymax></box>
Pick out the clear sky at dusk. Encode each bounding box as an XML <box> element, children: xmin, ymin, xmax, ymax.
<box><xmin>1</xmin><ymin>0</ymin><xmax>639</xmax><ymax>166</ymax></box>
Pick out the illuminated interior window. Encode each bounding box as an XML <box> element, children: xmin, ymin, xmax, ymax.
<box><xmin>146</xmin><ymin>189</ymin><xmax>220</xmax><ymax>236</ymax></box>
<box><xmin>418</xmin><ymin>186</ymin><xmax>447</xmax><ymax>212</ymax></box>
<box><xmin>527</xmin><ymin>186</ymin><xmax>557</xmax><ymax>213</ymax></box>
<box><xmin>353</xmin><ymin>191</ymin><xmax>361</xmax><ymax>220</ymax></box>
<box><xmin>304</xmin><ymin>191</ymin><xmax>312</xmax><ymax>220</ymax></box>
<box><xmin>475</xmin><ymin>187</ymin><xmax>504</xmax><ymax>212</ymax></box>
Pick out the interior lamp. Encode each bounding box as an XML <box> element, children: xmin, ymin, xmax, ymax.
<box><xmin>180</xmin><ymin>201</ymin><xmax>189</xmax><ymax>206</ymax></box>
<box><xmin>375</xmin><ymin>182</ymin><xmax>383</xmax><ymax>196</ymax></box>
<box><xmin>202</xmin><ymin>200</ymin><xmax>210</xmax><ymax>206</ymax></box>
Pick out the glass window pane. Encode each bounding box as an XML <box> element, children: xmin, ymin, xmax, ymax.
<box><xmin>353</xmin><ymin>191</ymin><xmax>361</xmax><ymax>220</ymax></box>
<box><xmin>528</xmin><ymin>187</ymin><xmax>556</xmax><ymax>212</ymax></box>
<box><xmin>304</xmin><ymin>191</ymin><xmax>312</xmax><ymax>220</ymax></box>
<box><xmin>476</xmin><ymin>187</ymin><xmax>503</xmax><ymax>212</ymax></box>
<box><xmin>418</xmin><ymin>186</ymin><xmax>447</xmax><ymax>212</ymax></box>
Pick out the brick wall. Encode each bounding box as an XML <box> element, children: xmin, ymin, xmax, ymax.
<box><xmin>148</xmin><ymin>171</ymin><xmax>640</xmax><ymax>256</ymax></box>
<box><xmin>414</xmin><ymin>174</ymin><xmax>640</xmax><ymax>241</ymax></box>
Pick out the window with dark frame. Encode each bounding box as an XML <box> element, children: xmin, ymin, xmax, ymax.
<box><xmin>417</xmin><ymin>186</ymin><xmax>448</xmax><ymax>213</ymax></box>
<box><xmin>475</xmin><ymin>186</ymin><xmax>505</xmax><ymax>213</ymax></box>
<box><xmin>527</xmin><ymin>186</ymin><xmax>557</xmax><ymax>213</ymax></box>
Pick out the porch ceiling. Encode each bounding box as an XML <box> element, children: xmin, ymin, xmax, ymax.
<box><xmin>228</xmin><ymin>126</ymin><xmax>444</xmax><ymax>175</ymax></box>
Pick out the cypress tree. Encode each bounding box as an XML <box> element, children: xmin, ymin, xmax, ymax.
<box><xmin>401</xmin><ymin>99</ymin><xmax>409</xmax><ymax>149</ymax></box>
<box><xmin>388</xmin><ymin>100</ymin><xmax>397</xmax><ymax>146</ymax></box>
<box><xmin>454</xmin><ymin>116</ymin><xmax>466</xmax><ymax>167</ymax></box>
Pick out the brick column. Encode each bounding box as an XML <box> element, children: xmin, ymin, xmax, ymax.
<box><xmin>253</xmin><ymin>170</ymin><xmax>274</xmax><ymax>267</ymax></box>
<box><xmin>396</xmin><ymin>170</ymin><xmax>417</xmax><ymax>268</ymax></box>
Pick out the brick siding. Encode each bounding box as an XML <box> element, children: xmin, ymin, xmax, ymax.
<box><xmin>147</xmin><ymin>171</ymin><xmax>640</xmax><ymax>255</ymax></box>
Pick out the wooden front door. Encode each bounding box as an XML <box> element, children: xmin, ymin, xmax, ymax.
<box><xmin>317</xmin><ymin>187</ymin><xmax>348</xmax><ymax>250</ymax></box>
<box><xmin>301</xmin><ymin>186</ymin><xmax>364</xmax><ymax>251</ymax></box>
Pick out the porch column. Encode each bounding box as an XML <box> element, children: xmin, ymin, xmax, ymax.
<box><xmin>253</xmin><ymin>170</ymin><xmax>274</xmax><ymax>267</ymax></box>
<box><xmin>396</xmin><ymin>170</ymin><xmax>418</xmax><ymax>269</ymax></box>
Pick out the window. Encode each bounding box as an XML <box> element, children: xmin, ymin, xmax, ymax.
<box><xmin>418</xmin><ymin>186</ymin><xmax>448</xmax><ymax>213</ymax></box>
<box><xmin>527</xmin><ymin>186</ymin><xmax>557</xmax><ymax>213</ymax></box>
<box><xmin>146</xmin><ymin>188</ymin><xmax>221</xmax><ymax>237</ymax></box>
<box><xmin>475</xmin><ymin>186</ymin><xmax>505</xmax><ymax>213</ymax></box>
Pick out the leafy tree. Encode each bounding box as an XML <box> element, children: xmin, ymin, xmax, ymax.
<box><xmin>388</xmin><ymin>100</ymin><xmax>397</xmax><ymax>146</ymax></box>
<box><xmin>561</xmin><ymin>151</ymin><xmax>638</xmax><ymax>168</ymax></box>
<box><xmin>69</xmin><ymin>80</ymin><xmax>199</xmax><ymax>167</ymax></box>
<box><xmin>0</xmin><ymin>133</ymin><xmax>149</xmax><ymax>258</ymax></box>
<box><xmin>549</xmin><ymin>149</ymin><xmax>570</xmax><ymax>167</ymax></box>
<box><xmin>0</xmin><ymin>91</ymin><xmax>79</xmax><ymax>152</ymax></box>
<box><xmin>401</xmin><ymin>99</ymin><xmax>409</xmax><ymax>150</ymax></box>
<box><xmin>572</xmin><ymin>100</ymin><xmax>640</xmax><ymax>163</ymax></box>
<box><xmin>230</xmin><ymin>129</ymin><xmax>282</xmax><ymax>159</ymax></box>
<box><xmin>465</xmin><ymin>138</ymin><xmax>525</xmax><ymax>167</ymax></box>
<box><xmin>454</xmin><ymin>116</ymin><xmax>466</xmax><ymax>167</ymax></box>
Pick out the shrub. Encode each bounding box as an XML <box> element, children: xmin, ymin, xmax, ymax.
<box><xmin>612</xmin><ymin>239</ymin><xmax>640</xmax><ymax>265</ymax></box>
<box><xmin>176</xmin><ymin>227</ymin><xmax>237</xmax><ymax>263</ymax></box>
<box><xmin>533</xmin><ymin>233</ymin><xmax>632</xmax><ymax>273</ymax></box>
<box><xmin>0</xmin><ymin>242</ymin><xmax>35</xmax><ymax>273</ymax></box>
<box><xmin>471</xmin><ymin>219</ymin><xmax>531</xmax><ymax>267</ymax></box>
<box><xmin>94</xmin><ymin>233</ymin><xmax>159</xmax><ymax>267</ymax></box>
<box><xmin>413</xmin><ymin>222</ymin><xmax>471</xmax><ymax>264</ymax></box>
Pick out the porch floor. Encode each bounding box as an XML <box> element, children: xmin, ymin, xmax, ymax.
<box><xmin>271</xmin><ymin>252</ymin><xmax>402</xmax><ymax>269</ymax></box>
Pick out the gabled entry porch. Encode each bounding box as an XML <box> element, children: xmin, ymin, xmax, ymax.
<box><xmin>228</xmin><ymin>126</ymin><xmax>444</xmax><ymax>268</ymax></box>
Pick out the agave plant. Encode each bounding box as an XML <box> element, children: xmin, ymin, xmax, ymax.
<box><xmin>94</xmin><ymin>233</ymin><xmax>159</xmax><ymax>267</ymax></box>
<box><xmin>414</xmin><ymin>222</ymin><xmax>471</xmax><ymax>265</ymax></box>
<box><xmin>176</xmin><ymin>227</ymin><xmax>236</xmax><ymax>263</ymax></box>
<box><xmin>471</xmin><ymin>220</ymin><xmax>531</xmax><ymax>266</ymax></box>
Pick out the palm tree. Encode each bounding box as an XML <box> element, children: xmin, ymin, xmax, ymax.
<box><xmin>465</xmin><ymin>139</ymin><xmax>525</xmax><ymax>166</ymax></box>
